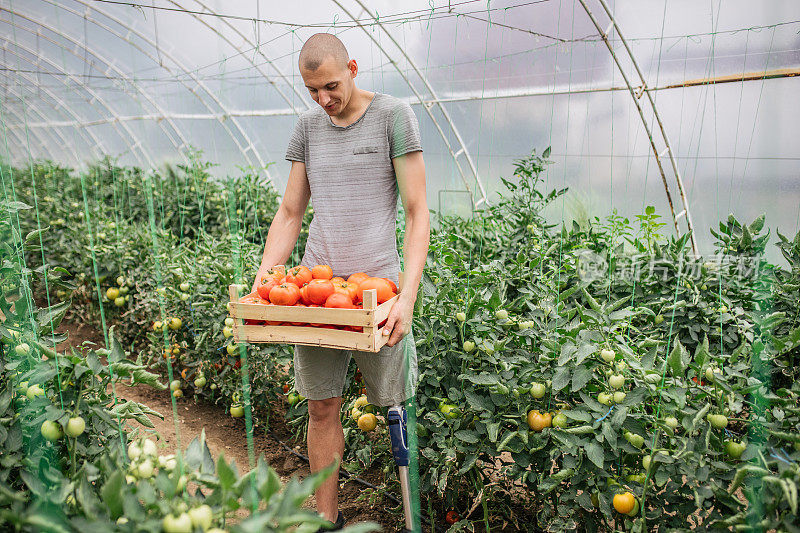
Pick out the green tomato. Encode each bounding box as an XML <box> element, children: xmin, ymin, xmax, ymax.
<box><xmin>194</xmin><ymin>376</ymin><xmax>207</xmax><ymax>388</ymax></box>
<box><xmin>223</xmin><ymin>326</ymin><xmax>234</xmax><ymax>338</ymax></box>
<box><xmin>169</xmin><ymin>317</ymin><xmax>182</xmax><ymax>330</ymax></box>
<box><xmin>718</xmin><ymin>305</ymin><xmax>728</xmax><ymax>314</ymax></box>
<box><xmin>127</xmin><ymin>443</ymin><xmax>142</xmax><ymax>460</ymax></box>
<box><xmin>26</xmin><ymin>384</ymin><xmax>44</xmax><ymax>400</ymax></box>
<box><xmin>705</xmin><ymin>366</ymin><xmax>721</xmax><ymax>382</ymax></box>
<box><xmin>664</xmin><ymin>416</ymin><xmax>679</xmax><ymax>430</ymax></box>
<box><xmin>137</xmin><ymin>459</ymin><xmax>154</xmax><ymax>479</ymax></box>
<box><xmin>600</xmin><ymin>349</ymin><xmax>615</xmax><ymax>362</ymax></box>
<box><xmin>494</xmin><ymin>383</ymin><xmax>509</xmax><ymax>395</ymax></box>
<box><xmin>224</xmin><ymin>317</ymin><xmax>235</xmax><ymax>327</ymax></box>
<box><xmin>170</xmin><ymin>380</ymin><xmax>181</xmax><ymax>392</ymax></box>
<box><xmin>162</xmin><ymin>513</ymin><xmax>192</xmax><ymax>533</ymax></box>
<box><xmin>609</xmin><ymin>374</ymin><xmax>625</xmax><ymax>389</ymax></box>
<box><xmin>188</xmin><ymin>504</ymin><xmax>213</xmax><ymax>530</ymax></box>
<box><xmin>456</xmin><ymin>312</ymin><xmax>466</xmax><ymax>322</ymax></box>
<box><xmin>179</xmin><ymin>282</ymin><xmax>190</xmax><ymax>292</ymax></box>
<box><xmin>654</xmin><ymin>314</ymin><xmax>665</xmax><ymax>325</ymax></box>
<box><xmin>613</xmin><ymin>391</ymin><xmax>627</xmax><ymax>404</ymax></box>
<box><xmin>495</xmin><ymin>309</ymin><xmax>509</xmax><ymax>320</ymax></box>
<box><xmin>597</xmin><ymin>392</ymin><xmax>613</xmax><ymax>406</ymax></box>
<box><xmin>439</xmin><ymin>403</ymin><xmax>460</xmax><ymax>419</ymax></box>
<box><xmin>114</xmin><ymin>297</ymin><xmax>125</xmax><ymax>307</ymax></box>
<box><xmin>642</xmin><ymin>455</ymin><xmax>652</xmax><ymax>470</ymax></box>
<box><xmin>590</xmin><ymin>492</ymin><xmax>600</xmax><ymax>509</ymax></box>
<box><xmin>626</xmin><ymin>500</ymin><xmax>640</xmax><ymax>517</ymax></box>
<box><xmin>14</xmin><ymin>343</ymin><xmax>30</xmax><ymax>356</ymax></box>
<box><xmin>65</xmin><ymin>416</ymin><xmax>86</xmax><ymax>438</ymax></box>
<box><xmin>40</xmin><ymin>420</ymin><xmax>62</xmax><ymax>441</ymax></box>
<box><xmin>116</xmin><ymin>275</ymin><xmax>125</xmax><ymax>286</ymax></box>
<box><xmin>624</xmin><ymin>431</ymin><xmax>645</xmax><ymax>448</ymax></box>
<box><xmin>725</xmin><ymin>440</ymin><xmax>746</xmax><ymax>459</ymax></box>
<box><xmin>463</xmin><ymin>341</ymin><xmax>476</xmax><ymax>353</ymax></box>
<box><xmin>707</xmin><ymin>413</ymin><xmax>728</xmax><ymax>429</ymax></box>
<box><xmin>287</xmin><ymin>392</ymin><xmax>301</xmax><ymax>407</ymax></box>
<box><xmin>552</xmin><ymin>413</ymin><xmax>568</xmax><ymax>428</ymax></box>
<box><xmin>230</xmin><ymin>404</ymin><xmax>245</xmax><ymax>418</ymax></box>
<box><xmin>529</xmin><ymin>382</ymin><xmax>546</xmax><ymax>399</ymax></box>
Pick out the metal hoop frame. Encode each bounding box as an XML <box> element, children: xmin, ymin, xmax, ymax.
<box><xmin>1</xmin><ymin>0</ymin><xmax>698</xmax><ymax>237</ymax></box>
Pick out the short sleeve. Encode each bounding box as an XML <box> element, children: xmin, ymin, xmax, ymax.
<box><xmin>285</xmin><ymin>115</ymin><xmax>306</xmax><ymax>162</ymax></box>
<box><xmin>389</xmin><ymin>102</ymin><xmax>422</xmax><ymax>159</ymax></box>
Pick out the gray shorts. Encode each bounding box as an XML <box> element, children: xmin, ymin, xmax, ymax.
<box><xmin>293</xmin><ymin>330</ymin><xmax>418</xmax><ymax>407</ymax></box>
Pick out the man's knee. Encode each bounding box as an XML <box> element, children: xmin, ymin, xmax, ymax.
<box><xmin>308</xmin><ymin>397</ymin><xmax>342</xmax><ymax>423</ymax></box>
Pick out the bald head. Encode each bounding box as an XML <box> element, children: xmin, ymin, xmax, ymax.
<box><xmin>299</xmin><ymin>33</ymin><xmax>350</xmax><ymax>72</ymax></box>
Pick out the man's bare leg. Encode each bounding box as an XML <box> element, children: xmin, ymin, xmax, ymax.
<box><xmin>307</xmin><ymin>397</ymin><xmax>344</xmax><ymax>523</ymax></box>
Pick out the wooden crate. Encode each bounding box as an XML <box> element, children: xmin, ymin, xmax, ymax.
<box><xmin>227</xmin><ymin>268</ymin><xmax>401</xmax><ymax>353</ymax></box>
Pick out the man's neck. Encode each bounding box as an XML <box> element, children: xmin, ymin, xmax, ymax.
<box><xmin>331</xmin><ymin>88</ymin><xmax>375</xmax><ymax>127</ymax></box>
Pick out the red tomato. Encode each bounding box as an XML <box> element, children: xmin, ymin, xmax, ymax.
<box><xmin>269</xmin><ymin>283</ymin><xmax>300</xmax><ymax>306</ymax></box>
<box><xmin>260</xmin><ymin>269</ymin><xmax>284</xmax><ymax>285</ymax></box>
<box><xmin>333</xmin><ymin>281</ymin><xmax>358</xmax><ymax>303</ymax></box>
<box><xmin>445</xmin><ymin>510</ymin><xmax>459</xmax><ymax>525</ymax></box>
<box><xmin>383</xmin><ymin>278</ymin><xmax>398</xmax><ymax>293</ymax></box>
<box><xmin>297</xmin><ymin>284</ymin><xmax>308</xmax><ymax>305</ymax></box>
<box><xmin>324</xmin><ymin>293</ymin><xmax>355</xmax><ymax>309</ymax></box>
<box><xmin>257</xmin><ymin>278</ymin><xmax>279</xmax><ymax>300</ymax></box>
<box><xmin>356</xmin><ymin>277</ymin><xmax>394</xmax><ymax>304</ymax></box>
<box><xmin>285</xmin><ymin>266</ymin><xmax>312</xmax><ymax>287</ymax></box>
<box><xmin>347</xmin><ymin>272</ymin><xmax>370</xmax><ymax>285</ymax></box>
<box><xmin>330</xmin><ymin>276</ymin><xmax>345</xmax><ymax>284</ymax></box>
<box><xmin>307</xmin><ymin>279</ymin><xmax>335</xmax><ymax>305</ymax></box>
<box><xmin>311</xmin><ymin>264</ymin><xmax>333</xmax><ymax>280</ymax></box>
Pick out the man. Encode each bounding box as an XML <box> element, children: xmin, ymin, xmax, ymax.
<box><xmin>251</xmin><ymin>33</ymin><xmax>429</xmax><ymax>530</ymax></box>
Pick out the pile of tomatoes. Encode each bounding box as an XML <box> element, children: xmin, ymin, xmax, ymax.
<box><xmin>238</xmin><ymin>265</ymin><xmax>397</xmax><ymax>330</ymax></box>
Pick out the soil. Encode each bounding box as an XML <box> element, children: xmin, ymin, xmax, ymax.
<box><xmin>54</xmin><ymin>320</ymin><xmax>410</xmax><ymax>532</ymax></box>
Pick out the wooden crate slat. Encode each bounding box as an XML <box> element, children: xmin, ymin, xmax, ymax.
<box><xmin>237</xmin><ymin>324</ymin><xmax>383</xmax><ymax>352</ymax></box>
<box><xmin>231</xmin><ymin>302</ymin><xmax>373</xmax><ymax>326</ymax></box>
<box><xmin>228</xmin><ymin>269</ymin><xmax>402</xmax><ymax>353</ymax></box>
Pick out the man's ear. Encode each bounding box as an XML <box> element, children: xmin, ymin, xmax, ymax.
<box><xmin>348</xmin><ymin>59</ymin><xmax>358</xmax><ymax>78</ymax></box>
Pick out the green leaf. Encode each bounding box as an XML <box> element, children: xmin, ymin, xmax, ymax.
<box><xmin>552</xmin><ymin>366</ymin><xmax>571</xmax><ymax>392</ymax></box>
<box><xmin>486</xmin><ymin>421</ymin><xmax>500</xmax><ymax>443</ymax></box>
<box><xmin>461</xmin><ymin>373</ymin><xmax>499</xmax><ymax>386</ymax></box>
<box><xmin>464</xmin><ymin>390</ymin><xmax>494</xmax><ymax>412</ymax></box>
<box><xmin>217</xmin><ymin>454</ymin><xmax>237</xmax><ymax>490</ymax></box>
<box><xmin>571</xmin><ymin>366</ymin><xmax>593</xmax><ymax>392</ymax></box>
<box><xmin>108</xmin><ymin>326</ymin><xmax>125</xmax><ymax>363</ymax></box>
<box><xmin>668</xmin><ymin>336</ymin><xmax>687</xmax><ymax>375</ymax></box>
<box><xmin>36</xmin><ymin>300</ymin><xmax>70</xmax><ymax>331</ymax></box>
<box><xmin>455</xmin><ymin>430</ymin><xmax>479</xmax><ymax>444</ymax></box>
<box><xmin>694</xmin><ymin>335</ymin><xmax>709</xmax><ymax>369</ymax></box>
<box><xmin>100</xmin><ymin>469</ymin><xmax>124</xmax><ymax>519</ymax></box>
<box><xmin>584</xmin><ymin>441</ymin><xmax>604</xmax><ymax>469</ymax></box>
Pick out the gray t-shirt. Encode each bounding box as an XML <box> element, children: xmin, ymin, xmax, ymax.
<box><xmin>285</xmin><ymin>93</ymin><xmax>422</xmax><ymax>284</ymax></box>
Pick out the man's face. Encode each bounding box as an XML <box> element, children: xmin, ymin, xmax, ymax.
<box><xmin>301</xmin><ymin>57</ymin><xmax>356</xmax><ymax>117</ymax></box>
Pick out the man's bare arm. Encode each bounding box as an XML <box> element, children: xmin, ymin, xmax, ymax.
<box><xmin>251</xmin><ymin>161</ymin><xmax>311</xmax><ymax>293</ymax></box>
<box><xmin>383</xmin><ymin>150</ymin><xmax>430</xmax><ymax>345</ymax></box>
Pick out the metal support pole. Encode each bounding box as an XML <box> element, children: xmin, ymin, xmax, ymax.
<box><xmin>578</xmin><ymin>0</ymin><xmax>698</xmax><ymax>255</ymax></box>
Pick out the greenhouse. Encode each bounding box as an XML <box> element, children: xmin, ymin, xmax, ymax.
<box><xmin>1</xmin><ymin>1</ymin><xmax>799</xmax><ymax>531</ymax></box>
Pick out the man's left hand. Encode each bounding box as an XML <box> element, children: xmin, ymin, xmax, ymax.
<box><xmin>382</xmin><ymin>294</ymin><xmax>414</xmax><ymax>347</ymax></box>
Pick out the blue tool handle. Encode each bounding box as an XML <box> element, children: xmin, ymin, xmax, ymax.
<box><xmin>388</xmin><ymin>406</ymin><xmax>408</xmax><ymax>466</ymax></box>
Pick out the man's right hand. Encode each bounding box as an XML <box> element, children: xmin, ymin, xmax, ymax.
<box><xmin>251</xmin><ymin>267</ymin><xmax>272</xmax><ymax>295</ymax></box>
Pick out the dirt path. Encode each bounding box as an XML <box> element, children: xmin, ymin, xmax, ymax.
<box><xmin>55</xmin><ymin>320</ymin><xmax>401</xmax><ymax>532</ymax></box>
